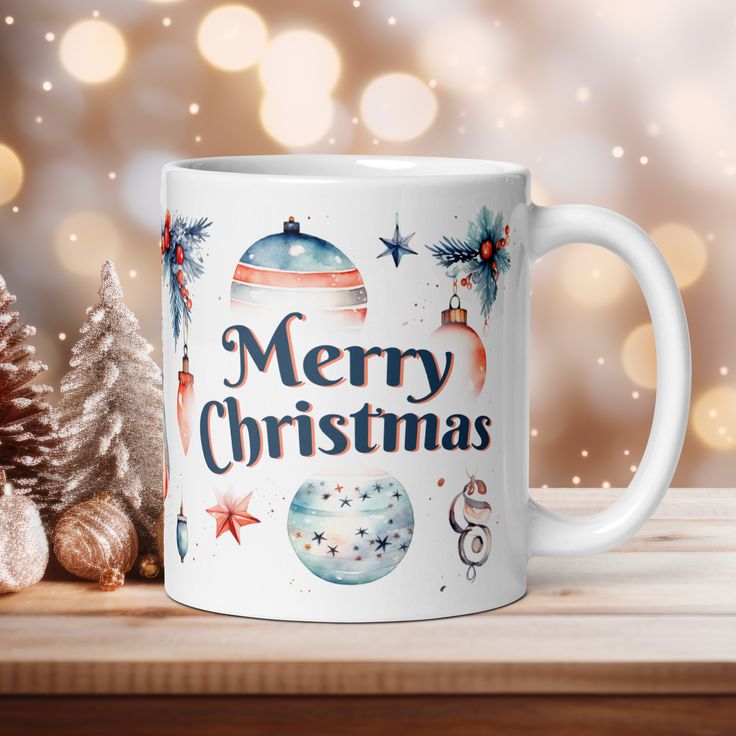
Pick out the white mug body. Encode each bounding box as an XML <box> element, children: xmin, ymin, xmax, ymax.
<box><xmin>162</xmin><ymin>155</ymin><xmax>531</xmax><ymax>622</ymax></box>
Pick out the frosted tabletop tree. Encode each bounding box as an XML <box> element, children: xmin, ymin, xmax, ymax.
<box><xmin>56</xmin><ymin>261</ymin><xmax>162</xmax><ymax>544</ymax></box>
<box><xmin>0</xmin><ymin>274</ymin><xmax>60</xmax><ymax>517</ymax></box>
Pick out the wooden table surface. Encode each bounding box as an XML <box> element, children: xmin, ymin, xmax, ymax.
<box><xmin>1</xmin><ymin>488</ymin><xmax>735</xmax><ymax>735</ymax></box>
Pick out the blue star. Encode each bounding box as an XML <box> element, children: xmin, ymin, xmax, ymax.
<box><xmin>312</xmin><ymin>531</ymin><xmax>326</xmax><ymax>545</ymax></box>
<box><xmin>391</xmin><ymin>490</ymin><xmax>401</xmax><ymax>499</ymax></box>
<box><xmin>340</xmin><ymin>497</ymin><xmax>352</xmax><ymax>507</ymax></box>
<box><xmin>375</xmin><ymin>535</ymin><xmax>391</xmax><ymax>552</ymax></box>
<box><xmin>327</xmin><ymin>545</ymin><xmax>339</xmax><ymax>557</ymax></box>
<box><xmin>321</xmin><ymin>492</ymin><xmax>331</xmax><ymax>501</ymax></box>
<box><xmin>378</xmin><ymin>214</ymin><xmax>417</xmax><ymax>268</ymax></box>
<box><xmin>373</xmin><ymin>482</ymin><xmax>383</xmax><ymax>493</ymax></box>
<box><xmin>359</xmin><ymin>491</ymin><xmax>371</xmax><ymax>502</ymax></box>
<box><xmin>356</xmin><ymin>527</ymin><xmax>368</xmax><ymax>537</ymax></box>
<box><xmin>399</xmin><ymin>542</ymin><xmax>409</xmax><ymax>551</ymax></box>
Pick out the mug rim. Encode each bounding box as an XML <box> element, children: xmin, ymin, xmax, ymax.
<box><xmin>164</xmin><ymin>154</ymin><xmax>530</xmax><ymax>182</ymax></box>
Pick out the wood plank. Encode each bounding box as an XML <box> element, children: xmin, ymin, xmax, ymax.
<box><xmin>2</xmin><ymin>695</ymin><xmax>735</xmax><ymax>736</ymax></box>
<box><xmin>0</xmin><ymin>614</ymin><xmax>735</xmax><ymax>694</ymax></box>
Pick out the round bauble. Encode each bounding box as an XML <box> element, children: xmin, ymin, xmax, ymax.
<box><xmin>231</xmin><ymin>217</ymin><xmax>367</xmax><ymax>330</ymax></box>
<box><xmin>288</xmin><ymin>468</ymin><xmax>413</xmax><ymax>586</ymax></box>
<box><xmin>54</xmin><ymin>493</ymin><xmax>138</xmax><ymax>590</ymax></box>
<box><xmin>480</xmin><ymin>239</ymin><xmax>493</xmax><ymax>260</ymax></box>
<box><xmin>0</xmin><ymin>479</ymin><xmax>49</xmax><ymax>593</ymax></box>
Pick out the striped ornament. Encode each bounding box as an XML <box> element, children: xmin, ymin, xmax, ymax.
<box><xmin>53</xmin><ymin>493</ymin><xmax>138</xmax><ymax>584</ymax></box>
<box><xmin>231</xmin><ymin>218</ymin><xmax>367</xmax><ymax>329</ymax></box>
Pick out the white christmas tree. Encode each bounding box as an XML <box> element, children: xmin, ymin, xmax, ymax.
<box><xmin>55</xmin><ymin>261</ymin><xmax>162</xmax><ymax>544</ymax></box>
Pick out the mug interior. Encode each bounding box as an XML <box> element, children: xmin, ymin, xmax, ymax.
<box><xmin>167</xmin><ymin>154</ymin><xmax>528</xmax><ymax>180</ymax></box>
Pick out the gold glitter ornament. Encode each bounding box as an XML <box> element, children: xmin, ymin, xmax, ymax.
<box><xmin>0</xmin><ymin>471</ymin><xmax>49</xmax><ymax>593</ymax></box>
<box><xmin>53</xmin><ymin>492</ymin><xmax>138</xmax><ymax>589</ymax></box>
<box><xmin>137</xmin><ymin>552</ymin><xmax>161</xmax><ymax>579</ymax></box>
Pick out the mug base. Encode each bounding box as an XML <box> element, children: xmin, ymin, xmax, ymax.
<box><xmin>164</xmin><ymin>579</ymin><xmax>528</xmax><ymax>623</ymax></box>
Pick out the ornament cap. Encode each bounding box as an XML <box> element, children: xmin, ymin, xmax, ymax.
<box><xmin>441</xmin><ymin>293</ymin><xmax>468</xmax><ymax>326</ymax></box>
<box><xmin>181</xmin><ymin>344</ymin><xmax>190</xmax><ymax>375</ymax></box>
<box><xmin>284</xmin><ymin>216</ymin><xmax>300</xmax><ymax>233</ymax></box>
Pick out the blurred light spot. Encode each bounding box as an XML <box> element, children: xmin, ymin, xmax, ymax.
<box><xmin>640</xmin><ymin>156</ymin><xmax>649</xmax><ymax>165</ymax></box>
<box><xmin>129</xmin><ymin>269</ymin><xmax>137</xmax><ymax>278</ymax></box>
<box><xmin>624</xmin><ymin>449</ymin><xmax>630</xmax><ymax>456</ymax></box>
<box><xmin>260</xmin><ymin>93</ymin><xmax>333</xmax><ymax>147</ymax></box>
<box><xmin>68</xmin><ymin>233</ymin><xmax>77</xmax><ymax>241</ymax></box>
<box><xmin>353</xmin><ymin>1</ymin><xmax>360</xmax><ymax>6</ymax></box>
<box><xmin>560</xmin><ymin>244</ymin><xmax>630</xmax><ymax>307</ymax></box>
<box><xmin>259</xmin><ymin>30</ymin><xmax>340</xmax><ymax>94</ymax></box>
<box><xmin>0</xmin><ymin>143</ymin><xmax>24</xmax><ymax>205</ymax></box>
<box><xmin>197</xmin><ymin>4</ymin><xmax>267</xmax><ymax>72</ymax></box>
<box><xmin>35</xmin><ymin>116</ymin><xmax>43</xmax><ymax>123</ymax></box>
<box><xmin>721</xmin><ymin>366</ymin><xmax>729</xmax><ymax>376</ymax></box>
<box><xmin>622</xmin><ymin>323</ymin><xmax>656</xmax><ymax>389</ymax></box>
<box><xmin>597</xmin><ymin>357</ymin><xmax>605</xmax><ymax>365</ymax></box>
<box><xmin>60</xmin><ymin>20</ymin><xmax>126</xmax><ymax>84</ymax></box>
<box><xmin>45</xmin><ymin>32</ymin><xmax>55</xmax><ymax>41</ymax></box>
<box><xmin>58</xmin><ymin>332</ymin><xmax>66</xmax><ymax>340</ymax></box>
<box><xmin>54</xmin><ymin>211</ymin><xmax>121</xmax><ymax>276</ymax></box>
<box><xmin>108</xmin><ymin>171</ymin><xmax>116</xmax><ymax>179</ymax></box>
<box><xmin>630</xmin><ymin>465</ymin><xmax>637</xmax><ymax>472</ymax></box>
<box><xmin>121</xmin><ymin>149</ymin><xmax>181</xmax><ymax>229</ymax></box>
<box><xmin>632</xmin><ymin>390</ymin><xmax>640</xmax><ymax>399</ymax></box>
<box><xmin>11</xmin><ymin>205</ymin><xmax>18</xmax><ymax>213</ymax></box>
<box><xmin>4</xmin><ymin>16</ymin><xmax>13</xmax><ymax>25</ymax></box>
<box><xmin>194</xmin><ymin>134</ymin><xmax>202</xmax><ymax>142</ymax></box>
<box><xmin>387</xmin><ymin>16</ymin><xmax>397</xmax><ymax>25</ymax></box>
<box><xmin>572</xmin><ymin>476</ymin><xmax>580</xmax><ymax>485</ymax></box>
<box><xmin>650</xmin><ymin>222</ymin><xmax>707</xmax><ymax>289</ymax></box>
<box><xmin>92</xmin><ymin>10</ymin><xmax>100</xmax><ymax>17</ymax></box>
<box><xmin>692</xmin><ymin>386</ymin><xmax>736</xmax><ymax>451</ymax></box>
<box><xmin>162</xmin><ymin>17</ymin><xmax>172</xmax><ymax>27</ymax></box>
<box><xmin>351</xmin><ymin>116</ymin><xmax>359</xmax><ymax>124</ymax></box>
<box><xmin>360</xmin><ymin>73</ymin><xmax>437</xmax><ymax>142</ymax></box>
<box><xmin>189</xmin><ymin>102</ymin><xmax>199</xmax><ymax>114</ymax></box>
<box><xmin>576</xmin><ymin>86</ymin><xmax>591</xmax><ymax>102</ymax></box>
<box><xmin>419</xmin><ymin>16</ymin><xmax>513</xmax><ymax>96</ymax></box>
<box><xmin>530</xmin><ymin>428</ymin><xmax>538</xmax><ymax>437</ymax></box>
<box><xmin>581</xmin><ymin>449</ymin><xmax>588</xmax><ymax>457</ymax></box>
<box><xmin>428</xmin><ymin>78</ymin><xmax>437</xmax><ymax>88</ymax></box>
<box><xmin>602</xmin><ymin>481</ymin><xmax>611</xmax><ymax>488</ymax></box>
<box><xmin>42</xmin><ymin>81</ymin><xmax>53</xmax><ymax>91</ymax></box>
<box><xmin>612</xmin><ymin>146</ymin><xmax>624</xmax><ymax>158</ymax></box>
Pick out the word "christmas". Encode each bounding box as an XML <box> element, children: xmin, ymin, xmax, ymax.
<box><xmin>200</xmin><ymin>313</ymin><xmax>492</xmax><ymax>473</ymax></box>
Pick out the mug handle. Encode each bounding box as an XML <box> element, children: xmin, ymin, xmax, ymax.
<box><xmin>527</xmin><ymin>204</ymin><xmax>691</xmax><ymax>556</ymax></box>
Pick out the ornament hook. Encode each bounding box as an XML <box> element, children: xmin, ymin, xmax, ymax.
<box><xmin>449</xmin><ymin>293</ymin><xmax>461</xmax><ymax>310</ymax></box>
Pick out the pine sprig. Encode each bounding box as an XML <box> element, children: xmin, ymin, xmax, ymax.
<box><xmin>162</xmin><ymin>212</ymin><xmax>211</xmax><ymax>346</ymax></box>
<box><xmin>426</xmin><ymin>206</ymin><xmax>512</xmax><ymax>319</ymax></box>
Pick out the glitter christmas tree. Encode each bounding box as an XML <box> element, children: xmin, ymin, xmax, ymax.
<box><xmin>54</xmin><ymin>261</ymin><xmax>163</xmax><ymax>547</ymax></box>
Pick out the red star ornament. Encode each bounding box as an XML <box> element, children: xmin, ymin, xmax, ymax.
<box><xmin>206</xmin><ymin>489</ymin><xmax>260</xmax><ymax>544</ymax></box>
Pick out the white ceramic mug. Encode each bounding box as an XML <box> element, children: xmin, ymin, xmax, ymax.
<box><xmin>161</xmin><ymin>155</ymin><xmax>690</xmax><ymax>622</ymax></box>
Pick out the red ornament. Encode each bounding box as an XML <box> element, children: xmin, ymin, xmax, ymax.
<box><xmin>432</xmin><ymin>294</ymin><xmax>486</xmax><ymax>396</ymax></box>
<box><xmin>164</xmin><ymin>227</ymin><xmax>170</xmax><ymax>252</ymax></box>
<box><xmin>504</xmin><ymin>224</ymin><xmax>509</xmax><ymax>236</ymax></box>
<box><xmin>175</xmin><ymin>245</ymin><xmax>184</xmax><ymax>265</ymax></box>
<box><xmin>497</xmin><ymin>238</ymin><xmax>506</xmax><ymax>249</ymax></box>
<box><xmin>186</xmin><ymin>298</ymin><xmax>193</xmax><ymax>310</ymax></box>
<box><xmin>491</xmin><ymin>261</ymin><xmax>498</xmax><ymax>271</ymax></box>
<box><xmin>177</xmin><ymin>347</ymin><xmax>195</xmax><ymax>455</ymax></box>
<box><xmin>165</xmin><ymin>209</ymin><xmax>171</xmax><ymax>229</ymax></box>
<box><xmin>460</xmin><ymin>277</ymin><xmax>468</xmax><ymax>287</ymax></box>
<box><xmin>480</xmin><ymin>240</ymin><xmax>493</xmax><ymax>260</ymax></box>
<box><xmin>176</xmin><ymin>269</ymin><xmax>184</xmax><ymax>285</ymax></box>
<box><xmin>181</xmin><ymin>287</ymin><xmax>189</xmax><ymax>298</ymax></box>
<box><xmin>160</xmin><ymin>236</ymin><xmax>165</xmax><ymax>255</ymax></box>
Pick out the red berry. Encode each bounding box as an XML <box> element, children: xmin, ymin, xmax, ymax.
<box><xmin>186</xmin><ymin>298</ymin><xmax>193</xmax><ymax>310</ymax></box>
<box><xmin>497</xmin><ymin>238</ymin><xmax>506</xmax><ymax>249</ymax></box>
<box><xmin>480</xmin><ymin>240</ymin><xmax>493</xmax><ymax>260</ymax></box>
<box><xmin>460</xmin><ymin>277</ymin><xmax>468</xmax><ymax>287</ymax></box>
<box><xmin>175</xmin><ymin>245</ymin><xmax>184</xmax><ymax>265</ymax></box>
<box><xmin>181</xmin><ymin>287</ymin><xmax>189</xmax><ymax>298</ymax></box>
<box><xmin>491</xmin><ymin>261</ymin><xmax>498</xmax><ymax>271</ymax></box>
<box><xmin>164</xmin><ymin>227</ymin><xmax>170</xmax><ymax>251</ymax></box>
<box><xmin>165</xmin><ymin>209</ymin><xmax>171</xmax><ymax>229</ymax></box>
<box><xmin>504</xmin><ymin>224</ymin><xmax>509</xmax><ymax>236</ymax></box>
<box><xmin>176</xmin><ymin>269</ymin><xmax>184</xmax><ymax>285</ymax></box>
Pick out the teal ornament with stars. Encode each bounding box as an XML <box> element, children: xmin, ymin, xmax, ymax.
<box><xmin>378</xmin><ymin>213</ymin><xmax>417</xmax><ymax>267</ymax></box>
<box><xmin>287</xmin><ymin>469</ymin><xmax>414</xmax><ymax>585</ymax></box>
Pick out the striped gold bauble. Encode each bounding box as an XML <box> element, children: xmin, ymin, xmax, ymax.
<box><xmin>53</xmin><ymin>492</ymin><xmax>138</xmax><ymax>591</ymax></box>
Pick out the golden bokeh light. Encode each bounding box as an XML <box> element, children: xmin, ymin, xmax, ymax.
<box><xmin>418</xmin><ymin>17</ymin><xmax>512</xmax><ymax>96</ymax></box>
<box><xmin>0</xmin><ymin>143</ymin><xmax>24</xmax><ymax>204</ymax></box>
<box><xmin>54</xmin><ymin>211</ymin><xmax>121</xmax><ymax>276</ymax></box>
<box><xmin>560</xmin><ymin>243</ymin><xmax>631</xmax><ymax>307</ymax></box>
<box><xmin>621</xmin><ymin>323</ymin><xmax>657</xmax><ymax>390</ymax></box>
<box><xmin>650</xmin><ymin>222</ymin><xmax>707</xmax><ymax>289</ymax></box>
<box><xmin>59</xmin><ymin>20</ymin><xmax>127</xmax><ymax>84</ymax></box>
<box><xmin>360</xmin><ymin>73</ymin><xmax>437</xmax><ymax>142</ymax></box>
<box><xmin>197</xmin><ymin>4</ymin><xmax>267</xmax><ymax>72</ymax></box>
<box><xmin>260</xmin><ymin>93</ymin><xmax>333</xmax><ymax>147</ymax></box>
<box><xmin>259</xmin><ymin>30</ymin><xmax>340</xmax><ymax>93</ymax></box>
<box><xmin>692</xmin><ymin>386</ymin><xmax>736</xmax><ymax>451</ymax></box>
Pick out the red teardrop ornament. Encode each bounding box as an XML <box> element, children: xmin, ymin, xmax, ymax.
<box><xmin>480</xmin><ymin>240</ymin><xmax>493</xmax><ymax>260</ymax></box>
<box><xmin>177</xmin><ymin>348</ymin><xmax>195</xmax><ymax>455</ymax></box>
<box><xmin>176</xmin><ymin>245</ymin><xmax>184</xmax><ymax>265</ymax></box>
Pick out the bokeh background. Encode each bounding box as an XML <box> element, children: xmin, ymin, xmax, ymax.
<box><xmin>0</xmin><ymin>0</ymin><xmax>734</xmax><ymax>488</ymax></box>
